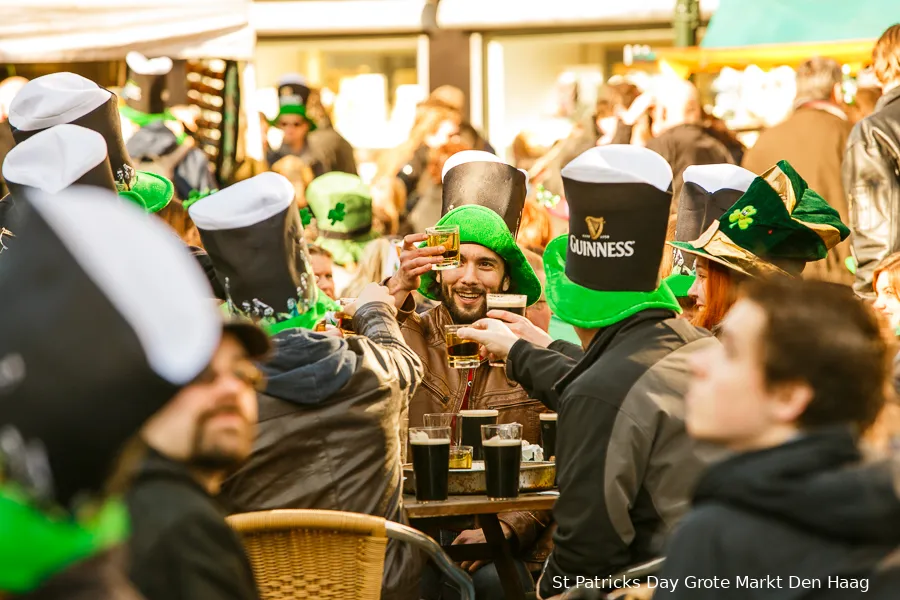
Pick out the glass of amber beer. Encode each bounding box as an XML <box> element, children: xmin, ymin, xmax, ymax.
<box><xmin>335</xmin><ymin>297</ymin><xmax>357</xmax><ymax>336</ymax></box>
<box><xmin>444</xmin><ymin>324</ymin><xmax>480</xmax><ymax>369</ymax></box>
<box><xmin>426</xmin><ymin>225</ymin><xmax>460</xmax><ymax>270</ymax></box>
<box><xmin>485</xmin><ymin>294</ymin><xmax>528</xmax><ymax>367</ymax></box>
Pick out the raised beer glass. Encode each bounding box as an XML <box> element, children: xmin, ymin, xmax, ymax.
<box><xmin>426</xmin><ymin>224</ymin><xmax>460</xmax><ymax>270</ymax></box>
<box><xmin>409</xmin><ymin>426</ymin><xmax>452</xmax><ymax>502</ymax></box>
<box><xmin>482</xmin><ymin>423</ymin><xmax>522</xmax><ymax>500</ymax></box>
<box><xmin>458</xmin><ymin>409</ymin><xmax>498</xmax><ymax>461</ymax></box>
<box><xmin>335</xmin><ymin>297</ymin><xmax>357</xmax><ymax>336</ymax></box>
<box><xmin>540</xmin><ymin>412</ymin><xmax>558</xmax><ymax>461</ymax></box>
<box><xmin>444</xmin><ymin>324</ymin><xmax>481</xmax><ymax>369</ymax></box>
<box><xmin>485</xmin><ymin>294</ymin><xmax>528</xmax><ymax>367</ymax></box>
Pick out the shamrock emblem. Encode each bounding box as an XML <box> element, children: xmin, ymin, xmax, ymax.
<box><xmin>299</xmin><ymin>207</ymin><xmax>313</xmax><ymax>227</ymax></box>
<box><xmin>728</xmin><ymin>205</ymin><xmax>757</xmax><ymax>230</ymax></box>
<box><xmin>327</xmin><ymin>202</ymin><xmax>346</xmax><ymax>226</ymax></box>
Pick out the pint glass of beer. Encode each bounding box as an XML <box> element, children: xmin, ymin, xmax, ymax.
<box><xmin>458</xmin><ymin>409</ymin><xmax>498</xmax><ymax>461</ymax></box>
<box><xmin>409</xmin><ymin>426</ymin><xmax>452</xmax><ymax>502</ymax></box>
<box><xmin>424</xmin><ymin>413</ymin><xmax>460</xmax><ymax>446</ymax></box>
<box><xmin>444</xmin><ymin>324</ymin><xmax>481</xmax><ymax>369</ymax></box>
<box><xmin>540</xmin><ymin>412</ymin><xmax>558</xmax><ymax>461</ymax></box>
<box><xmin>485</xmin><ymin>294</ymin><xmax>528</xmax><ymax>367</ymax></box>
<box><xmin>482</xmin><ymin>423</ymin><xmax>522</xmax><ymax>500</ymax></box>
<box><xmin>426</xmin><ymin>225</ymin><xmax>460</xmax><ymax>270</ymax></box>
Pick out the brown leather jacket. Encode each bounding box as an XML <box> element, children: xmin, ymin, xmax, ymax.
<box><xmin>398</xmin><ymin>299</ymin><xmax>554</xmax><ymax>564</ymax></box>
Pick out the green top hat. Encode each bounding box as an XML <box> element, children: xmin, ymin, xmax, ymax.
<box><xmin>270</xmin><ymin>76</ymin><xmax>317</xmax><ymax>131</ymax></box>
<box><xmin>544</xmin><ymin>234</ymin><xmax>681</xmax><ymax>329</ymax></box>
<box><xmin>418</xmin><ymin>205</ymin><xmax>542</xmax><ymax>305</ymax></box>
<box><xmin>307</xmin><ymin>172</ymin><xmax>379</xmax><ymax>266</ymax></box>
<box><xmin>668</xmin><ymin>160</ymin><xmax>850</xmax><ymax>278</ymax></box>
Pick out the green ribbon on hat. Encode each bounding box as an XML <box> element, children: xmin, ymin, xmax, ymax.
<box><xmin>668</xmin><ymin>160</ymin><xmax>850</xmax><ymax>278</ymax></box>
<box><xmin>417</xmin><ymin>205</ymin><xmax>543</xmax><ymax>306</ymax></box>
<box><xmin>0</xmin><ymin>484</ymin><xmax>129</xmax><ymax>594</ymax></box>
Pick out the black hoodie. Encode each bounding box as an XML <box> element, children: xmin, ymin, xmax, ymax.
<box><xmin>654</xmin><ymin>427</ymin><xmax>900</xmax><ymax>600</ymax></box>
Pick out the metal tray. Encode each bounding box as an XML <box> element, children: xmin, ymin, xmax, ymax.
<box><xmin>403</xmin><ymin>461</ymin><xmax>556</xmax><ymax>495</ymax></box>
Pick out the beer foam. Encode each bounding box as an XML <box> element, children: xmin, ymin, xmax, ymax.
<box><xmin>539</xmin><ymin>413</ymin><xmax>558</xmax><ymax>421</ymax></box>
<box><xmin>459</xmin><ymin>409</ymin><xmax>499</xmax><ymax>417</ymax></box>
<box><xmin>486</xmin><ymin>294</ymin><xmax>527</xmax><ymax>307</ymax></box>
<box><xmin>483</xmin><ymin>436</ymin><xmax>524</xmax><ymax>447</ymax></box>
<box><xmin>410</xmin><ymin>438</ymin><xmax>451</xmax><ymax>445</ymax></box>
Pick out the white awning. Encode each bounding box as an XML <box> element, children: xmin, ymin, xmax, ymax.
<box><xmin>0</xmin><ymin>0</ymin><xmax>254</xmax><ymax>62</ymax></box>
<box><xmin>252</xmin><ymin>1</ymin><xmax>427</xmax><ymax>37</ymax></box>
<box><xmin>437</xmin><ymin>0</ymin><xmax>719</xmax><ymax>30</ymax></box>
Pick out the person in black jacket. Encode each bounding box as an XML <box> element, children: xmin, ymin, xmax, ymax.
<box><xmin>128</xmin><ymin>325</ymin><xmax>270</xmax><ymax>600</ymax></box>
<box><xmin>654</xmin><ymin>278</ymin><xmax>900</xmax><ymax>600</ymax></box>
<box><xmin>844</xmin><ymin>24</ymin><xmax>900</xmax><ymax>299</ymax></box>
<box><xmin>459</xmin><ymin>145</ymin><xmax>719</xmax><ymax>599</ymax></box>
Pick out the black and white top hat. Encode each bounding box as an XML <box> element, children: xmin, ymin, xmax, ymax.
<box><xmin>441</xmin><ymin>150</ymin><xmax>527</xmax><ymax>236</ymax></box>
<box><xmin>2</xmin><ymin>124</ymin><xmax>117</xmax><ymax>197</ymax></box>
<box><xmin>189</xmin><ymin>172</ymin><xmax>317</xmax><ymax>322</ymax></box>
<box><xmin>561</xmin><ymin>145</ymin><xmax>673</xmax><ymax>292</ymax></box>
<box><xmin>675</xmin><ymin>164</ymin><xmax>756</xmax><ymax>253</ymax></box>
<box><xmin>277</xmin><ymin>73</ymin><xmax>312</xmax><ymax>108</ymax></box>
<box><xmin>0</xmin><ymin>186</ymin><xmax>221</xmax><ymax>508</ymax></box>
<box><xmin>8</xmin><ymin>73</ymin><xmax>138</xmax><ymax>193</ymax></box>
<box><xmin>123</xmin><ymin>51</ymin><xmax>180</xmax><ymax>114</ymax></box>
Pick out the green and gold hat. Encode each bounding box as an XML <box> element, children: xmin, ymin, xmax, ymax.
<box><xmin>668</xmin><ymin>160</ymin><xmax>850</xmax><ymax>278</ymax></box>
<box><xmin>307</xmin><ymin>172</ymin><xmax>379</xmax><ymax>266</ymax></box>
<box><xmin>418</xmin><ymin>205</ymin><xmax>542</xmax><ymax>305</ymax></box>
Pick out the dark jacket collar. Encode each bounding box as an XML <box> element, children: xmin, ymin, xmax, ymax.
<box><xmin>135</xmin><ymin>447</ymin><xmax>209</xmax><ymax>496</ymax></box>
<box><xmin>694</xmin><ymin>426</ymin><xmax>900</xmax><ymax>545</ymax></box>
<box><xmin>876</xmin><ymin>85</ymin><xmax>900</xmax><ymax>112</ymax></box>
<box><xmin>552</xmin><ymin>309</ymin><xmax>676</xmax><ymax>396</ymax></box>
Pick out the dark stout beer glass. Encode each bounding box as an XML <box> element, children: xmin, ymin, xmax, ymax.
<box><xmin>458</xmin><ymin>409</ymin><xmax>498</xmax><ymax>461</ymax></box>
<box><xmin>481</xmin><ymin>423</ymin><xmax>522</xmax><ymax>500</ymax></box>
<box><xmin>409</xmin><ymin>426</ymin><xmax>451</xmax><ymax>502</ymax></box>
<box><xmin>540</xmin><ymin>412</ymin><xmax>558</xmax><ymax>461</ymax></box>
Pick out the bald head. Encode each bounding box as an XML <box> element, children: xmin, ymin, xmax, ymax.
<box><xmin>652</xmin><ymin>78</ymin><xmax>701</xmax><ymax>136</ymax></box>
<box><xmin>0</xmin><ymin>76</ymin><xmax>28</xmax><ymax>120</ymax></box>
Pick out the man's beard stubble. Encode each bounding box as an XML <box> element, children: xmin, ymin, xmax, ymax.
<box><xmin>440</xmin><ymin>279</ymin><xmax>491</xmax><ymax>324</ymax></box>
<box><xmin>188</xmin><ymin>405</ymin><xmax>254</xmax><ymax>473</ymax></box>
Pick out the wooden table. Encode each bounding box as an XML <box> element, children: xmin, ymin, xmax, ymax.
<box><xmin>406</xmin><ymin>492</ymin><xmax>558</xmax><ymax>600</ymax></box>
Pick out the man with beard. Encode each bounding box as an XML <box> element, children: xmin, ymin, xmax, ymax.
<box><xmin>386</xmin><ymin>152</ymin><xmax>549</xmax><ymax>599</ymax></box>
<box><xmin>127</xmin><ymin>329</ymin><xmax>270</xmax><ymax>600</ymax></box>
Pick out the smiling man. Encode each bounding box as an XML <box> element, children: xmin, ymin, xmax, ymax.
<box><xmin>386</xmin><ymin>151</ymin><xmax>548</xmax><ymax>598</ymax></box>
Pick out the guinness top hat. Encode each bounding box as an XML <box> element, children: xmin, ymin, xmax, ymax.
<box><xmin>441</xmin><ymin>150</ymin><xmax>528</xmax><ymax>236</ymax></box>
<box><xmin>271</xmin><ymin>73</ymin><xmax>315</xmax><ymax>130</ymax></box>
<box><xmin>123</xmin><ymin>52</ymin><xmax>174</xmax><ymax>115</ymax></box>
<box><xmin>189</xmin><ymin>172</ymin><xmax>337</xmax><ymax>334</ymax></box>
<box><xmin>0</xmin><ymin>186</ymin><xmax>222</xmax><ymax>509</ymax></box>
<box><xmin>669</xmin><ymin>160</ymin><xmax>850</xmax><ymax>278</ymax></box>
<box><xmin>306</xmin><ymin>171</ymin><xmax>378</xmax><ymax>266</ymax></box>
<box><xmin>666</xmin><ymin>164</ymin><xmax>756</xmax><ymax>295</ymax></box>
<box><xmin>543</xmin><ymin>145</ymin><xmax>680</xmax><ymax>328</ymax></box>
<box><xmin>2</xmin><ymin>124</ymin><xmax>117</xmax><ymax>196</ymax></box>
<box><xmin>7</xmin><ymin>72</ymin><xmax>174</xmax><ymax>213</ymax></box>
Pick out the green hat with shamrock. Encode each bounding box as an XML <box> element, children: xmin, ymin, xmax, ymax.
<box><xmin>307</xmin><ymin>172</ymin><xmax>379</xmax><ymax>266</ymax></box>
<box><xmin>668</xmin><ymin>160</ymin><xmax>850</xmax><ymax>278</ymax></box>
<box><xmin>418</xmin><ymin>205</ymin><xmax>543</xmax><ymax>305</ymax></box>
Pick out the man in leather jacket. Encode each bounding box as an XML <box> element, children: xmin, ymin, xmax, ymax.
<box><xmin>187</xmin><ymin>173</ymin><xmax>425</xmax><ymax>600</ymax></box>
<box><xmin>844</xmin><ymin>24</ymin><xmax>900</xmax><ymax>299</ymax></box>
